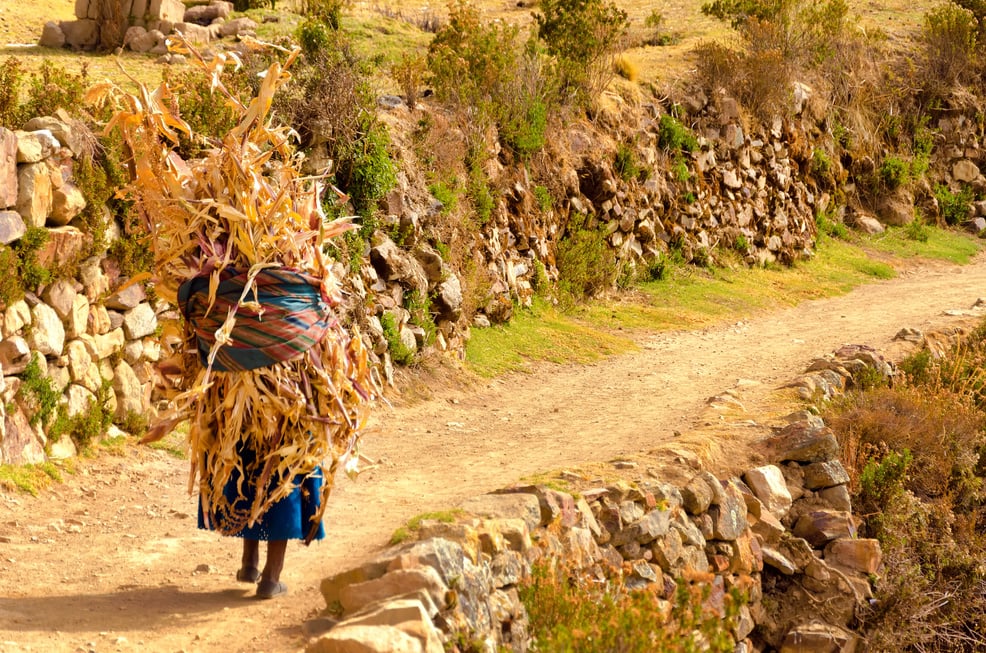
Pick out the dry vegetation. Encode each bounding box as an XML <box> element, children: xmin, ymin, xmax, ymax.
<box><xmin>825</xmin><ymin>327</ymin><xmax>986</xmax><ymax>651</ymax></box>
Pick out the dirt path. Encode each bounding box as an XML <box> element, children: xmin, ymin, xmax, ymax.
<box><xmin>3</xmin><ymin>255</ymin><xmax>986</xmax><ymax>653</ymax></box>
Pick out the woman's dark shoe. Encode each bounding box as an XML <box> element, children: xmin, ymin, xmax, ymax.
<box><xmin>236</xmin><ymin>567</ymin><xmax>261</xmax><ymax>583</ymax></box>
<box><xmin>256</xmin><ymin>579</ymin><xmax>288</xmax><ymax>599</ymax></box>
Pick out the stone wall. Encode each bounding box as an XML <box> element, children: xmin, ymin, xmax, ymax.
<box><xmin>39</xmin><ymin>1</ymin><xmax>257</xmax><ymax>54</ymax></box>
<box><xmin>0</xmin><ymin>116</ymin><xmax>159</xmax><ymax>464</ymax></box>
<box><xmin>299</xmin><ymin>346</ymin><xmax>905</xmax><ymax>653</ymax></box>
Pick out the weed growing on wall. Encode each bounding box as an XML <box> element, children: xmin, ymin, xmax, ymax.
<box><xmin>658</xmin><ymin>115</ymin><xmax>698</xmax><ymax>154</ymax></box>
<box><xmin>17</xmin><ymin>354</ymin><xmax>61</xmax><ymax>428</ymax></box>
<box><xmin>934</xmin><ymin>184</ymin><xmax>974</xmax><ymax>225</ymax></box>
<box><xmin>380</xmin><ymin>311</ymin><xmax>415</xmax><ymax>365</ymax></box>
<box><xmin>556</xmin><ymin>212</ymin><xmax>618</xmax><ymax>302</ymax></box>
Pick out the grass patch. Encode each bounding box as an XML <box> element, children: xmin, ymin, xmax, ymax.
<box><xmin>466</xmin><ymin>240</ymin><xmax>901</xmax><ymax>376</ymax></box>
<box><xmin>147</xmin><ymin>422</ymin><xmax>189</xmax><ymax>459</ymax></box>
<box><xmin>581</xmin><ymin>239</ymin><xmax>895</xmax><ymax>332</ymax></box>
<box><xmin>465</xmin><ymin>298</ymin><xmax>637</xmax><ymax>377</ymax></box>
<box><xmin>0</xmin><ymin>461</ymin><xmax>65</xmax><ymax>496</ymax></box>
<box><xmin>389</xmin><ymin>509</ymin><xmax>465</xmax><ymax>545</ymax></box>
<box><xmin>865</xmin><ymin>225</ymin><xmax>981</xmax><ymax>264</ymax></box>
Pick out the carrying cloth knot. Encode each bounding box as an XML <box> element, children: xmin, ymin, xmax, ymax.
<box><xmin>178</xmin><ymin>268</ymin><xmax>336</xmax><ymax>372</ymax></box>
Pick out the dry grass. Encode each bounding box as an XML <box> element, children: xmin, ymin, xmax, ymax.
<box><xmin>0</xmin><ymin>0</ymin><xmax>943</xmax><ymax>97</ymax></box>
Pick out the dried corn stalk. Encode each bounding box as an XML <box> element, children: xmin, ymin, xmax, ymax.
<box><xmin>89</xmin><ymin>39</ymin><xmax>380</xmax><ymax>542</ymax></box>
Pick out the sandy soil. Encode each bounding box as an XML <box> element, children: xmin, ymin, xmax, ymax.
<box><xmin>2</xmin><ymin>253</ymin><xmax>986</xmax><ymax>653</ymax></box>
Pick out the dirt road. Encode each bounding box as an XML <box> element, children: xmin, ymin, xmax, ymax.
<box><xmin>2</xmin><ymin>255</ymin><xmax>986</xmax><ymax>653</ymax></box>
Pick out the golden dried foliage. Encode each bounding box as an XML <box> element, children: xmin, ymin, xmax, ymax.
<box><xmin>90</xmin><ymin>38</ymin><xmax>380</xmax><ymax>540</ymax></box>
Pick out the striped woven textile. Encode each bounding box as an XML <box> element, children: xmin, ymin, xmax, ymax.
<box><xmin>178</xmin><ymin>268</ymin><xmax>335</xmax><ymax>372</ymax></box>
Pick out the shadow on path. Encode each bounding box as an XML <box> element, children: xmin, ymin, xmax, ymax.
<box><xmin>0</xmin><ymin>584</ymin><xmax>253</xmax><ymax>632</ymax></box>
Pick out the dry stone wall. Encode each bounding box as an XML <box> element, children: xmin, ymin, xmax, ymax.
<box><xmin>306</xmin><ymin>352</ymin><xmax>890</xmax><ymax>653</ymax></box>
<box><xmin>39</xmin><ymin>0</ymin><xmax>257</xmax><ymax>55</ymax></box>
<box><xmin>0</xmin><ymin>117</ymin><xmax>160</xmax><ymax>465</ymax></box>
<box><xmin>299</xmin><ymin>344</ymin><xmax>922</xmax><ymax>653</ymax></box>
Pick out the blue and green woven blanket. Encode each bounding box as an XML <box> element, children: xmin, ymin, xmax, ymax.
<box><xmin>178</xmin><ymin>268</ymin><xmax>335</xmax><ymax>373</ymax></box>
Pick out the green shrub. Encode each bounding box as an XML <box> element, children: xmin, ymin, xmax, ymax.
<box><xmin>810</xmin><ymin>148</ymin><xmax>832</xmax><ymax>176</ymax></box>
<box><xmin>816</xmin><ymin>209</ymin><xmax>849</xmax><ymax>239</ymax></box>
<box><xmin>532</xmin><ymin>0</ymin><xmax>630</xmax><ymax>105</ymax></box>
<box><xmin>904</xmin><ymin>215</ymin><xmax>931</xmax><ymax>243</ymax></box>
<box><xmin>342</xmin><ymin>124</ymin><xmax>397</xmax><ymax>218</ymax></box>
<box><xmin>428</xmin><ymin>180</ymin><xmax>459</xmax><ymax>215</ymax></box>
<box><xmin>878</xmin><ymin>155</ymin><xmax>911</xmax><ymax>189</ymax></box>
<box><xmin>164</xmin><ymin>64</ymin><xmax>250</xmax><ymax>158</ymax></box>
<box><xmin>534</xmin><ymin>185</ymin><xmax>553</xmax><ymax>212</ymax></box>
<box><xmin>301</xmin><ymin>0</ymin><xmax>347</xmax><ymax>29</ymax></box>
<box><xmin>404</xmin><ymin>291</ymin><xmax>436</xmax><ymax>345</ymax></box>
<box><xmin>17</xmin><ymin>354</ymin><xmax>61</xmax><ymax>428</ymax></box>
<box><xmin>614</xmin><ymin>143</ymin><xmax>640</xmax><ymax>181</ymax></box>
<box><xmin>0</xmin><ymin>246</ymin><xmax>21</xmax><ymax>307</ymax></box>
<box><xmin>671</xmin><ymin>155</ymin><xmax>691</xmax><ymax>182</ymax></box>
<box><xmin>921</xmin><ymin>2</ymin><xmax>978</xmax><ymax>88</ymax></box>
<box><xmin>14</xmin><ymin>227</ymin><xmax>53</xmax><ymax>291</ymax></box>
<box><xmin>500</xmin><ymin>94</ymin><xmax>548</xmax><ymax>160</ymax></box>
<box><xmin>644</xmin><ymin>9</ymin><xmax>674</xmax><ymax>46</ymax></box>
<box><xmin>381</xmin><ymin>312</ymin><xmax>415</xmax><ymax>365</ymax></box>
<box><xmin>658</xmin><ymin>115</ymin><xmax>698</xmax><ymax>154</ymax></box>
<box><xmin>21</xmin><ymin>60</ymin><xmax>89</xmax><ymax>123</ymax></box>
<box><xmin>556</xmin><ymin>213</ymin><xmax>617</xmax><ymax>301</ymax></box>
<box><xmin>934</xmin><ymin>184</ymin><xmax>973</xmax><ymax>225</ymax></box>
<box><xmin>428</xmin><ymin>0</ymin><xmax>551</xmax><ymax>158</ymax></box>
<box><xmin>297</xmin><ymin>18</ymin><xmax>336</xmax><ymax>56</ymax></box>
<box><xmin>391</xmin><ymin>52</ymin><xmax>426</xmax><ymax>108</ymax></box>
<box><xmin>467</xmin><ymin>168</ymin><xmax>495</xmax><ymax>226</ymax></box>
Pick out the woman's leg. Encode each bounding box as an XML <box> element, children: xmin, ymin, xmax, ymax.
<box><xmin>237</xmin><ymin>538</ymin><xmax>261</xmax><ymax>582</ymax></box>
<box><xmin>257</xmin><ymin>540</ymin><xmax>288</xmax><ymax>598</ymax></box>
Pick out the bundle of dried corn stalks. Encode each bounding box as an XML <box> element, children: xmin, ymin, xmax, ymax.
<box><xmin>89</xmin><ymin>39</ymin><xmax>380</xmax><ymax>541</ymax></box>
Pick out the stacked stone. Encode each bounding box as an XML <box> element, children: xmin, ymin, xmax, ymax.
<box><xmin>747</xmin><ymin>419</ymin><xmax>879</xmax><ymax>652</ymax></box>
<box><xmin>40</xmin><ymin>0</ymin><xmax>186</xmax><ymax>50</ymax></box>
<box><xmin>784</xmin><ymin>344</ymin><xmax>894</xmax><ymax>402</ymax></box>
<box><xmin>309</xmin><ymin>440</ymin><xmax>878</xmax><ymax>653</ymax></box>
<box><xmin>39</xmin><ymin>1</ymin><xmax>258</xmax><ymax>54</ymax></box>
<box><xmin>0</xmin><ymin>119</ymin><xmax>158</xmax><ymax>465</ymax></box>
<box><xmin>354</xmin><ymin>209</ymin><xmax>466</xmax><ymax>385</ymax></box>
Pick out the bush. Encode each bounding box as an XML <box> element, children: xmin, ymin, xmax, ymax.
<box><xmin>381</xmin><ymin>312</ymin><xmax>415</xmax><ymax>365</ymax></box>
<box><xmin>934</xmin><ymin>184</ymin><xmax>973</xmax><ymax>225</ymax></box>
<box><xmin>0</xmin><ymin>58</ymin><xmax>24</xmax><ymax>129</ymax></box>
<box><xmin>428</xmin><ymin>0</ymin><xmax>551</xmax><ymax>158</ymax></box>
<box><xmin>556</xmin><ymin>213</ymin><xmax>618</xmax><ymax>301</ymax></box>
<box><xmin>341</xmin><ymin>124</ymin><xmax>397</xmax><ymax>218</ymax></box>
<box><xmin>878</xmin><ymin>155</ymin><xmax>911</xmax><ymax>189</ymax></box>
<box><xmin>644</xmin><ymin>10</ymin><xmax>675</xmax><ymax>46</ymax></box>
<box><xmin>0</xmin><ymin>58</ymin><xmax>89</xmax><ymax>130</ymax></box>
<box><xmin>15</xmin><ymin>227</ymin><xmax>53</xmax><ymax>290</ymax></box>
<box><xmin>614</xmin><ymin>143</ymin><xmax>640</xmax><ymax>181</ymax></box>
<box><xmin>301</xmin><ymin>0</ymin><xmax>347</xmax><ymax>29</ymax></box>
<box><xmin>702</xmin><ymin>0</ymin><xmax>849</xmax><ymax>64</ymax></box>
<box><xmin>825</xmin><ymin>341</ymin><xmax>986</xmax><ymax>651</ymax></box>
<box><xmin>904</xmin><ymin>215</ymin><xmax>931</xmax><ymax>243</ymax></box>
<box><xmin>533</xmin><ymin>0</ymin><xmax>630</xmax><ymax>106</ymax></box>
<box><xmin>658</xmin><ymin>114</ymin><xmax>698</xmax><ymax>154</ymax></box>
<box><xmin>391</xmin><ymin>52</ymin><xmax>426</xmax><ymax>108</ymax></box>
<box><xmin>921</xmin><ymin>3</ymin><xmax>978</xmax><ymax>89</ymax></box>
<box><xmin>17</xmin><ymin>354</ymin><xmax>61</xmax><ymax>428</ymax></box>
